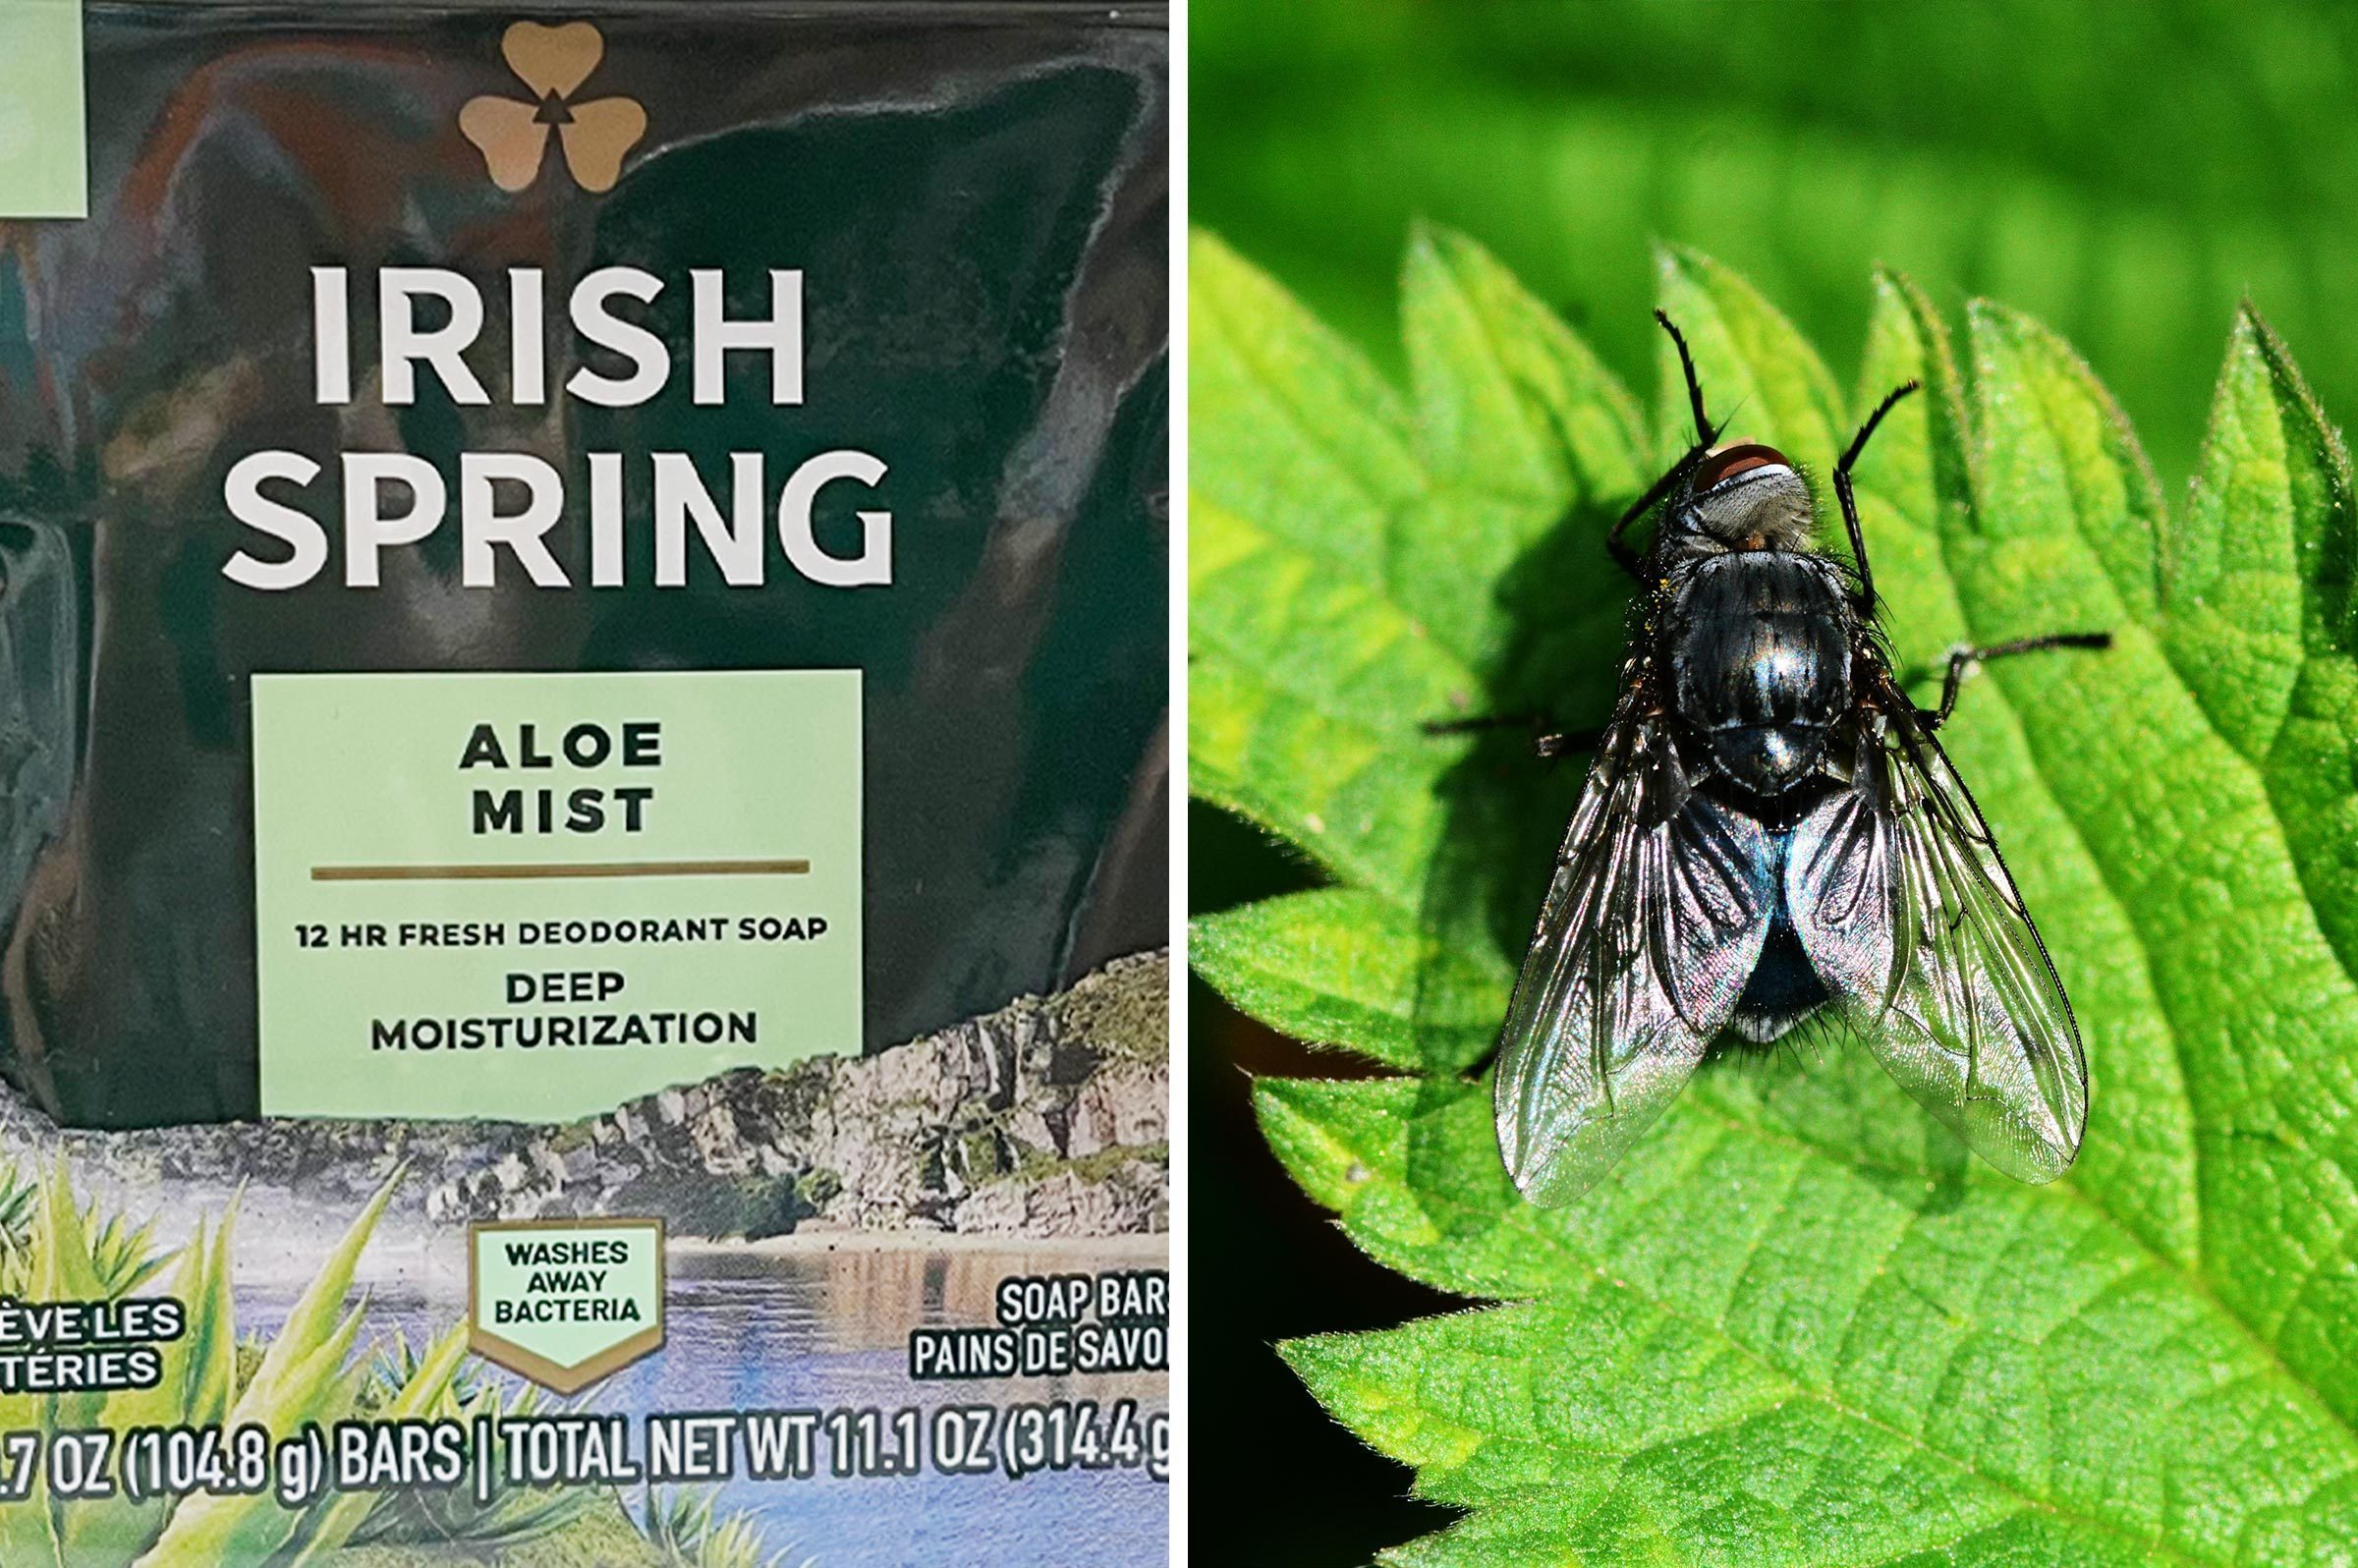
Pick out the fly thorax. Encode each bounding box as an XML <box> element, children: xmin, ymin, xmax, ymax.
<box><xmin>1663</xmin><ymin>552</ymin><xmax>1852</xmax><ymax>798</ymax></box>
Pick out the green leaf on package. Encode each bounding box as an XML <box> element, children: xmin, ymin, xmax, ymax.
<box><xmin>1190</xmin><ymin>224</ymin><xmax>2358</xmax><ymax>1565</ymax></box>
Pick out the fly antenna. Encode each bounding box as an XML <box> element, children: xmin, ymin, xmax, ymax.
<box><xmin>1655</xmin><ymin>308</ymin><xmax>1712</xmax><ymax>446</ymax></box>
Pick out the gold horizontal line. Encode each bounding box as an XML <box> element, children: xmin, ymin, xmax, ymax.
<box><xmin>311</xmin><ymin>859</ymin><xmax>811</xmax><ymax>882</ymax></box>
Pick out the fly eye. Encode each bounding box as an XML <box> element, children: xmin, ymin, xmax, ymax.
<box><xmin>1695</xmin><ymin>442</ymin><xmax>1788</xmax><ymax>489</ymax></box>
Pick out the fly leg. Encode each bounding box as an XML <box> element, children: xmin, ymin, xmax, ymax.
<box><xmin>1534</xmin><ymin>727</ymin><xmax>1604</xmax><ymax>758</ymax></box>
<box><xmin>1422</xmin><ymin>712</ymin><xmax>1602</xmax><ymax>760</ymax></box>
<box><xmin>1832</xmin><ymin>379</ymin><xmax>1922</xmax><ymax>612</ymax></box>
<box><xmin>1923</xmin><ymin>633</ymin><xmax>2113</xmax><ymax>729</ymax></box>
<box><xmin>1605</xmin><ymin>452</ymin><xmax>1699</xmax><ymax>578</ymax></box>
<box><xmin>1658</xmin><ymin>308</ymin><xmax>1714</xmax><ymax>448</ymax></box>
<box><xmin>1604</xmin><ymin>311</ymin><xmax>1721</xmax><ymax>578</ymax></box>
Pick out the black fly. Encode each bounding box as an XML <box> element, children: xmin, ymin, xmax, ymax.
<box><xmin>1478</xmin><ymin>311</ymin><xmax>2107</xmax><ymax>1206</ymax></box>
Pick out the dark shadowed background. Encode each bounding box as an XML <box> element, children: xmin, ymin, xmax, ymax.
<box><xmin>1190</xmin><ymin>0</ymin><xmax>2358</xmax><ymax>1560</ymax></box>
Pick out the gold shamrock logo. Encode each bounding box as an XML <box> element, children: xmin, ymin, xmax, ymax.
<box><xmin>460</xmin><ymin>22</ymin><xmax>646</xmax><ymax>194</ymax></box>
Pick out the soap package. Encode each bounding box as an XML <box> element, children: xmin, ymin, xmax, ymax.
<box><xmin>0</xmin><ymin>3</ymin><xmax>1168</xmax><ymax>1561</ymax></box>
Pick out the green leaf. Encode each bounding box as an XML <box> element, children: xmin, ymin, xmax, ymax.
<box><xmin>1396</xmin><ymin>225</ymin><xmax>1648</xmax><ymax>706</ymax></box>
<box><xmin>66</xmin><ymin>1212</ymin><xmax>240</xmax><ymax>1568</ymax></box>
<box><xmin>1191</xmin><ymin>889</ymin><xmax>1505</xmax><ymax>1071</ymax></box>
<box><xmin>1192</xmin><ymin>230</ymin><xmax>2358</xmax><ymax>1563</ymax></box>
<box><xmin>132</xmin><ymin>1171</ymin><xmax>402</xmax><ymax>1567</ymax></box>
<box><xmin>286</xmin><ymin>1320</ymin><xmax>471</xmax><ymax>1565</ymax></box>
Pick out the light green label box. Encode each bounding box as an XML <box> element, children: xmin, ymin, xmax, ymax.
<box><xmin>0</xmin><ymin>0</ymin><xmax>86</xmax><ymax>220</ymax></box>
<box><xmin>252</xmin><ymin>669</ymin><xmax>863</xmax><ymax>1122</ymax></box>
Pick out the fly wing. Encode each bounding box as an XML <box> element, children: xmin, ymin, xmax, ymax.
<box><xmin>1495</xmin><ymin>713</ymin><xmax>1774</xmax><ymax>1206</ymax></box>
<box><xmin>1786</xmin><ymin>705</ymin><xmax>2087</xmax><ymax>1181</ymax></box>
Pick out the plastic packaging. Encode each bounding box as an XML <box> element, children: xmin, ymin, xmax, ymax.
<box><xmin>0</xmin><ymin>4</ymin><xmax>1169</xmax><ymax>1560</ymax></box>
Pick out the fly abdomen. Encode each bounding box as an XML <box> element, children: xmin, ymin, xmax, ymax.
<box><xmin>1666</xmin><ymin>552</ymin><xmax>1851</xmax><ymax>797</ymax></box>
<box><xmin>1730</xmin><ymin>902</ymin><xmax>1831</xmax><ymax>1043</ymax></box>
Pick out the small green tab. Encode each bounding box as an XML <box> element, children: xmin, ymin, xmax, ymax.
<box><xmin>0</xmin><ymin>0</ymin><xmax>85</xmax><ymax>220</ymax></box>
